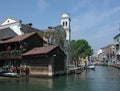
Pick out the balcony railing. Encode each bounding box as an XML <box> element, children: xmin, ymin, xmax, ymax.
<box><xmin>0</xmin><ymin>50</ymin><xmax>22</xmax><ymax>60</ymax></box>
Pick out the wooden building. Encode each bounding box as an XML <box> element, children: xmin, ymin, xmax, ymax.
<box><xmin>0</xmin><ymin>32</ymin><xmax>44</xmax><ymax>68</ymax></box>
<box><xmin>23</xmin><ymin>45</ymin><xmax>66</xmax><ymax>77</ymax></box>
<box><xmin>0</xmin><ymin>32</ymin><xmax>66</xmax><ymax>77</ymax></box>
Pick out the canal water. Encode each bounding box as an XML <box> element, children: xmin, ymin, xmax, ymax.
<box><xmin>0</xmin><ymin>66</ymin><xmax>120</xmax><ymax>91</ymax></box>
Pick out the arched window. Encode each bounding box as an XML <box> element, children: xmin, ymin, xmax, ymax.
<box><xmin>63</xmin><ymin>22</ymin><xmax>64</xmax><ymax>26</ymax></box>
<box><xmin>66</xmin><ymin>21</ymin><xmax>67</xmax><ymax>26</ymax></box>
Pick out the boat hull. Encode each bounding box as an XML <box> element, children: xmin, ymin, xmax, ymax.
<box><xmin>0</xmin><ymin>71</ymin><xmax>18</xmax><ymax>77</ymax></box>
<box><xmin>87</xmin><ymin>64</ymin><xmax>95</xmax><ymax>69</ymax></box>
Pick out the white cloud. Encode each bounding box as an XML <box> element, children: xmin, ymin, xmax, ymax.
<box><xmin>38</xmin><ymin>0</ymin><xmax>47</xmax><ymax>11</ymax></box>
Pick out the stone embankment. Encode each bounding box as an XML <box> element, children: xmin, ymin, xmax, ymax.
<box><xmin>66</xmin><ymin>66</ymin><xmax>85</xmax><ymax>75</ymax></box>
<box><xmin>108</xmin><ymin>63</ymin><xmax>120</xmax><ymax>69</ymax></box>
<box><xmin>96</xmin><ymin>62</ymin><xmax>120</xmax><ymax>69</ymax></box>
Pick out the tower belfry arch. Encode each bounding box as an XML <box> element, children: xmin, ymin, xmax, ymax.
<box><xmin>61</xmin><ymin>13</ymin><xmax>71</xmax><ymax>43</ymax></box>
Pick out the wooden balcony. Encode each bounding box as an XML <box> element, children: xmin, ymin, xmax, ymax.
<box><xmin>0</xmin><ymin>50</ymin><xmax>22</xmax><ymax>60</ymax></box>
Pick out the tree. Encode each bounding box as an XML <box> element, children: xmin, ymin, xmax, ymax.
<box><xmin>69</xmin><ymin>39</ymin><xmax>93</xmax><ymax>64</ymax></box>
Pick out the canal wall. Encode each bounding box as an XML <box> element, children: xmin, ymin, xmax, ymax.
<box><xmin>96</xmin><ymin>62</ymin><xmax>120</xmax><ymax>69</ymax></box>
<box><xmin>66</xmin><ymin>66</ymin><xmax>85</xmax><ymax>75</ymax></box>
<box><xmin>108</xmin><ymin>63</ymin><xmax>120</xmax><ymax>69</ymax></box>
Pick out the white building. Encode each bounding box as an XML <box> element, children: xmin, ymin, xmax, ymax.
<box><xmin>0</xmin><ymin>17</ymin><xmax>39</xmax><ymax>40</ymax></box>
<box><xmin>97</xmin><ymin>44</ymin><xmax>115</xmax><ymax>62</ymax></box>
<box><xmin>0</xmin><ymin>17</ymin><xmax>24</xmax><ymax>35</ymax></box>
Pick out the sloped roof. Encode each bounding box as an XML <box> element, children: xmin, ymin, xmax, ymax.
<box><xmin>114</xmin><ymin>33</ymin><xmax>120</xmax><ymax>39</ymax></box>
<box><xmin>0</xmin><ymin>32</ymin><xmax>36</xmax><ymax>44</ymax></box>
<box><xmin>0</xmin><ymin>17</ymin><xmax>20</xmax><ymax>26</ymax></box>
<box><xmin>23</xmin><ymin>45</ymin><xmax>58</xmax><ymax>56</ymax></box>
<box><xmin>21</xmin><ymin>24</ymin><xmax>40</xmax><ymax>33</ymax></box>
<box><xmin>0</xmin><ymin>17</ymin><xmax>41</xmax><ymax>40</ymax></box>
<box><xmin>43</xmin><ymin>25</ymin><xmax>66</xmax><ymax>39</ymax></box>
<box><xmin>0</xmin><ymin>24</ymin><xmax>41</xmax><ymax>40</ymax></box>
<box><xmin>0</xmin><ymin>28</ymin><xmax>17</xmax><ymax>39</ymax></box>
<box><xmin>43</xmin><ymin>25</ymin><xmax>65</xmax><ymax>33</ymax></box>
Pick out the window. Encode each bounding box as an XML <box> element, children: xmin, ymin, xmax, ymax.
<box><xmin>116</xmin><ymin>44</ymin><xmax>119</xmax><ymax>50</ymax></box>
<box><xmin>117</xmin><ymin>38</ymin><xmax>119</xmax><ymax>42</ymax></box>
<box><xmin>66</xmin><ymin>21</ymin><xmax>67</xmax><ymax>26</ymax></box>
<box><xmin>63</xmin><ymin>22</ymin><xmax>64</xmax><ymax>26</ymax></box>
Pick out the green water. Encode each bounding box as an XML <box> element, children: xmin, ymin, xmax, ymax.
<box><xmin>0</xmin><ymin>66</ymin><xmax>120</xmax><ymax>91</ymax></box>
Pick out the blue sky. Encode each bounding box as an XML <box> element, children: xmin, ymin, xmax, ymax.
<box><xmin>0</xmin><ymin>0</ymin><xmax>120</xmax><ymax>55</ymax></box>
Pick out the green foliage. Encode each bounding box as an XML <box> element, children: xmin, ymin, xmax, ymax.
<box><xmin>38</xmin><ymin>31</ymin><xmax>44</xmax><ymax>37</ymax></box>
<box><xmin>69</xmin><ymin>39</ymin><xmax>93</xmax><ymax>61</ymax></box>
<box><xmin>38</xmin><ymin>30</ymin><xmax>65</xmax><ymax>48</ymax></box>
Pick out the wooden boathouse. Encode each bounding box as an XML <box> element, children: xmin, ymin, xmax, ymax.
<box><xmin>0</xmin><ymin>31</ymin><xmax>66</xmax><ymax>77</ymax></box>
<box><xmin>23</xmin><ymin>45</ymin><xmax>66</xmax><ymax>77</ymax></box>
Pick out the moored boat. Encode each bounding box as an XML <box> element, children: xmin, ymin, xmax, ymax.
<box><xmin>0</xmin><ymin>67</ymin><xmax>19</xmax><ymax>77</ymax></box>
<box><xmin>0</xmin><ymin>71</ymin><xmax>19</xmax><ymax>77</ymax></box>
<box><xmin>87</xmin><ymin>63</ymin><xmax>95</xmax><ymax>69</ymax></box>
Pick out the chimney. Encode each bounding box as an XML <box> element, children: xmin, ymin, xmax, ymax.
<box><xmin>26</xmin><ymin>23</ymin><xmax>32</xmax><ymax>27</ymax></box>
<box><xmin>48</xmin><ymin>26</ymin><xmax>52</xmax><ymax>29</ymax></box>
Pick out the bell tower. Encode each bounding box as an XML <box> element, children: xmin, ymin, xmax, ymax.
<box><xmin>61</xmin><ymin>13</ymin><xmax>71</xmax><ymax>42</ymax></box>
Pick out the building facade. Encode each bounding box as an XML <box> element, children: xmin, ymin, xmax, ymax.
<box><xmin>97</xmin><ymin>44</ymin><xmax>115</xmax><ymax>62</ymax></box>
<box><xmin>114</xmin><ymin>33</ymin><xmax>120</xmax><ymax>62</ymax></box>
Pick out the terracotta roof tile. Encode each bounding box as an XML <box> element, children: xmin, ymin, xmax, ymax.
<box><xmin>23</xmin><ymin>45</ymin><xmax>58</xmax><ymax>56</ymax></box>
<box><xmin>0</xmin><ymin>32</ymin><xmax>36</xmax><ymax>44</ymax></box>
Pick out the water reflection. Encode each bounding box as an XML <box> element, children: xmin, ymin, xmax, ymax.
<box><xmin>29</xmin><ymin>78</ymin><xmax>53</xmax><ymax>89</ymax></box>
<box><xmin>0</xmin><ymin>66</ymin><xmax>120</xmax><ymax>91</ymax></box>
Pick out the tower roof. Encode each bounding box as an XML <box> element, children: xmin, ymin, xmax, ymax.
<box><xmin>62</xmin><ymin>13</ymin><xmax>70</xmax><ymax>18</ymax></box>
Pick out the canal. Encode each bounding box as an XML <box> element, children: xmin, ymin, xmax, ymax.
<box><xmin>0</xmin><ymin>66</ymin><xmax>120</xmax><ymax>91</ymax></box>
